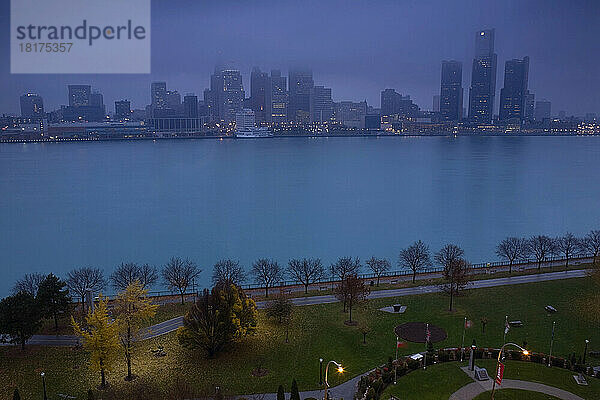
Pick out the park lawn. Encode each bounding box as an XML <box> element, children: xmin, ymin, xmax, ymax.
<box><xmin>380</xmin><ymin>362</ymin><xmax>473</xmax><ymax>400</ymax></box>
<box><xmin>473</xmin><ymin>389</ymin><xmax>560</xmax><ymax>399</ymax></box>
<box><xmin>475</xmin><ymin>360</ymin><xmax>600</xmax><ymax>399</ymax></box>
<box><xmin>2</xmin><ymin>276</ymin><xmax>599</xmax><ymax>399</ymax></box>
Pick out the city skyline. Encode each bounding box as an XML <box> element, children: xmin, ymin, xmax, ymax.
<box><xmin>1</xmin><ymin>0</ymin><xmax>599</xmax><ymax>116</ymax></box>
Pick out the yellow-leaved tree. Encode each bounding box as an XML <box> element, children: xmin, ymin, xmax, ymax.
<box><xmin>113</xmin><ymin>281</ymin><xmax>158</xmax><ymax>381</ymax></box>
<box><xmin>72</xmin><ymin>294</ymin><xmax>120</xmax><ymax>388</ymax></box>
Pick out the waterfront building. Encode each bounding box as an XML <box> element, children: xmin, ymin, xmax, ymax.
<box><xmin>334</xmin><ymin>101</ymin><xmax>367</xmax><ymax>129</ymax></box>
<box><xmin>440</xmin><ymin>60</ymin><xmax>463</xmax><ymax>121</ymax></box>
<box><xmin>364</xmin><ymin>114</ymin><xmax>381</xmax><ymax>130</ymax></box>
<box><xmin>207</xmin><ymin>68</ymin><xmax>245</xmax><ymax>123</ymax></box>
<box><xmin>468</xmin><ymin>29</ymin><xmax>497</xmax><ymax>123</ymax></box>
<box><xmin>524</xmin><ymin>91</ymin><xmax>535</xmax><ymax>121</ymax></box>
<box><xmin>499</xmin><ymin>56</ymin><xmax>530</xmax><ymax>121</ymax></box>
<box><xmin>151</xmin><ymin>82</ymin><xmax>167</xmax><ymax>110</ymax></box>
<box><xmin>20</xmin><ymin>93</ymin><xmax>44</xmax><ymax>118</ymax></box>
<box><xmin>534</xmin><ymin>100</ymin><xmax>552</xmax><ymax>121</ymax></box>
<box><xmin>288</xmin><ymin>68</ymin><xmax>314</xmax><ymax>124</ymax></box>
<box><xmin>235</xmin><ymin>108</ymin><xmax>256</xmax><ymax>130</ymax></box>
<box><xmin>310</xmin><ymin>86</ymin><xmax>333</xmax><ymax>123</ymax></box>
<box><xmin>183</xmin><ymin>95</ymin><xmax>198</xmax><ymax>118</ymax></box>
<box><xmin>250</xmin><ymin>67</ymin><xmax>269</xmax><ymax>124</ymax></box>
<box><xmin>115</xmin><ymin>100</ymin><xmax>131</xmax><ymax>120</ymax></box>
<box><xmin>265</xmin><ymin>69</ymin><xmax>288</xmax><ymax>124</ymax></box>
<box><xmin>433</xmin><ymin>95</ymin><xmax>440</xmax><ymax>112</ymax></box>
<box><xmin>380</xmin><ymin>89</ymin><xmax>419</xmax><ymax>119</ymax></box>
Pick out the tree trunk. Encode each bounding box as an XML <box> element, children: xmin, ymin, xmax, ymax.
<box><xmin>54</xmin><ymin>312</ymin><xmax>59</xmax><ymax>331</ymax></box>
<box><xmin>377</xmin><ymin>276</ymin><xmax>380</xmax><ymax>286</ymax></box>
<box><xmin>21</xmin><ymin>337</ymin><xmax>25</xmax><ymax>350</ymax></box>
<box><xmin>265</xmin><ymin>286</ymin><xmax>269</xmax><ymax>298</ymax></box>
<box><xmin>509</xmin><ymin>261</ymin><xmax>513</xmax><ymax>274</ymax></box>
<box><xmin>285</xmin><ymin>326</ymin><xmax>289</xmax><ymax>343</ymax></box>
<box><xmin>449</xmin><ymin>284</ymin><xmax>454</xmax><ymax>311</ymax></box>
<box><xmin>363</xmin><ymin>332</ymin><xmax>366</xmax><ymax>344</ymax></box>
<box><xmin>565</xmin><ymin>254</ymin><xmax>569</xmax><ymax>271</ymax></box>
<box><xmin>304</xmin><ymin>284</ymin><xmax>308</xmax><ymax>294</ymax></box>
<box><xmin>180</xmin><ymin>291</ymin><xmax>185</xmax><ymax>305</ymax></box>
<box><xmin>126</xmin><ymin>326</ymin><xmax>132</xmax><ymax>380</ymax></box>
<box><xmin>349</xmin><ymin>304</ymin><xmax>353</xmax><ymax>322</ymax></box>
<box><xmin>100</xmin><ymin>360</ymin><xmax>106</xmax><ymax>387</ymax></box>
<box><xmin>412</xmin><ymin>271</ymin><xmax>416</xmax><ymax>283</ymax></box>
<box><xmin>127</xmin><ymin>353</ymin><xmax>132</xmax><ymax>380</ymax></box>
<box><xmin>538</xmin><ymin>259</ymin><xmax>542</xmax><ymax>271</ymax></box>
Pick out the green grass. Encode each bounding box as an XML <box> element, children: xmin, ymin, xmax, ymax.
<box><xmin>380</xmin><ymin>362</ymin><xmax>473</xmax><ymax>400</ymax></box>
<box><xmin>473</xmin><ymin>389</ymin><xmax>560</xmax><ymax>399</ymax></box>
<box><xmin>2</xmin><ymin>277</ymin><xmax>599</xmax><ymax>399</ymax></box>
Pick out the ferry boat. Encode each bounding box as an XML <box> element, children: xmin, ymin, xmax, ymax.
<box><xmin>235</xmin><ymin>127</ymin><xmax>273</xmax><ymax>138</ymax></box>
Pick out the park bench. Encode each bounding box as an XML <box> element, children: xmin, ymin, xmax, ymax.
<box><xmin>319</xmin><ymin>286</ymin><xmax>328</xmax><ymax>291</ymax></box>
<box><xmin>390</xmin><ymin>280</ymin><xmax>398</xmax><ymax>284</ymax></box>
<box><xmin>509</xmin><ymin>320</ymin><xmax>523</xmax><ymax>327</ymax></box>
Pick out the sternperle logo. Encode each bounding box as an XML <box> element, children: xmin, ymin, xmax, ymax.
<box><xmin>15</xmin><ymin>20</ymin><xmax>147</xmax><ymax>46</ymax></box>
<box><xmin>11</xmin><ymin>0</ymin><xmax>150</xmax><ymax>74</ymax></box>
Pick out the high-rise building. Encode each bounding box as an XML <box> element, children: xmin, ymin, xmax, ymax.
<box><xmin>266</xmin><ymin>69</ymin><xmax>288</xmax><ymax>124</ymax></box>
<box><xmin>115</xmin><ymin>100</ymin><xmax>131</xmax><ymax>119</ymax></box>
<box><xmin>250</xmin><ymin>67</ymin><xmax>268</xmax><ymax>124</ymax></box>
<box><xmin>20</xmin><ymin>93</ymin><xmax>44</xmax><ymax>118</ymax></box>
<box><xmin>183</xmin><ymin>95</ymin><xmax>198</xmax><ymax>118</ymax></box>
<box><xmin>499</xmin><ymin>56</ymin><xmax>530</xmax><ymax>121</ymax></box>
<box><xmin>334</xmin><ymin>101</ymin><xmax>367</xmax><ymax>129</ymax></box>
<box><xmin>433</xmin><ymin>95</ymin><xmax>440</xmax><ymax>112</ymax></box>
<box><xmin>524</xmin><ymin>91</ymin><xmax>535</xmax><ymax>120</ymax></box>
<box><xmin>151</xmin><ymin>82</ymin><xmax>167</xmax><ymax>110</ymax></box>
<box><xmin>534</xmin><ymin>100</ymin><xmax>551</xmax><ymax>121</ymax></box>
<box><xmin>90</xmin><ymin>92</ymin><xmax>105</xmax><ymax>115</ymax></box>
<box><xmin>440</xmin><ymin>60</ymin><xmax>463</xmax><ymax>121</ymax></box>
<box><xmin>380</xmin><ymin>89</ymin><xmax>419</xmax><ymax>118</ymax></box>
<box><xmin>207</xmin><ymin>68</ymin><xmax>245</xmax><ymax>123</ymax></box>
<box><xmin>310</xmin><ymin>86</ymin><xmax>333</xmax><ymax>123</ymax></box>
<box><xmin>68</xmin><ymin>85</ymin><xmax>91</xmax><ymax>107</ymax></box>
<box><xmin>235</xmin><ymin>108</ymin><xmax>256</xmax><ymax>130</ymax></box>
<box><xmin>288</xmin><ymin>68</ymin><xmax>314</xmax><ymax>124</ymax></box>
<box><xmin>468</xmin><ymin>29</ymin><xmax>497</xmax><ymax>123</ymax></box>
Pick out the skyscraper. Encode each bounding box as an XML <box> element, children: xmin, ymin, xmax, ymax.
<box><xmin>115</xmin><ymin>100</ymin><xmax>131</xmax><ymax>120</ymax></box>
<box><xmin>183</xmin><ymin>94</ymin><xmax>198</xmax><ymax>118</ymax></box>
<box><xmin>468</xmin><ymin>29</ymin><xmax>497</xmax><ymax>123</ymax></box>
<box><xmin>68</xmin><ymin>85</ymin><xmax>91</xmax><ymax>107</ymax></box>
<box><xmin>20</xmin><ymin>93</ymin><xmax>44</xmax><ymax>118</ymax></box>
<box><xmin>288</xmin><ymin>68</ymin><xmax>314</xmax><ymax>124</ymax></box>
<box><xmin>310</xmin><ymin>86</ymin><xmax>333</xmax><ymax>123</ymax></box>
<box><xmin>250</xmin><ymin>67</ymin><xmax>268</xmax><ymax>124</ymax></box>
<box><xmin>151</xmin><ymin>82</ymin><xmax>167</xmax><ymax>110</ymax></box>
<box><xmin>534</xmin><ymin>100</ymin><xmax>551</xmax><ymax>121</ymax></box>
<box><xmin>380</xmin><ymin>89</ymin><xmax>419</xmax><ymax>118</ymax></box>
<box><xmin>524</xmin><ymin>91</ymin><xmax>535</xmax><ymax>121</ymax></box>
<box><xmin>499</xmin><ymin>56</ymin><xmax>530</xmax><ymax>121</ymax></box>
<box><xmin>266</xmin><ymin>69</ymin><xmax>288</xmax><ymax>124</ymax></box>
<box><xmin>208</xmin><ymin>68</ymin><xmax>245</xmax><ymax>123</ymax></box>
<box><xmin>440</xmin><ymin>60</ymin><xmax>463</xmax><ymax>121</ymax></box>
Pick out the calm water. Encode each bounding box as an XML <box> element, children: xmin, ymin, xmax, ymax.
<box><xmin>1</xmin><ymin>136</ymin><xmax>599</xmax><ymax>296</ymax></box>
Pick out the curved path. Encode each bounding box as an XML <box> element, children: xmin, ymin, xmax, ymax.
<box><xmin>11</xmin><ymin>269</ymin><xmax>587</xmax><ymax>347</ymax></box>
<box><xmin>449</xmin><ymin>379</ymin><xmax>585</xmax><ymax>400</ymax></box>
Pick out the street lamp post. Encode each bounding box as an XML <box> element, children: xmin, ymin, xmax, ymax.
<box><xmin>41</xmin><ymin>372</ymin><xmax>48</xmax><ymax>400</ymax></box>
<box><xmin>490</xmin><ymin>343</ymin><xmax>529</xmax><ymax>400</ymax></box>
<box><xmin>319</xmin><ymin>358</ymin><xmax>323</xmax><ymax>385</ymax></box>
<box><xmin>323</xmin><ymin>360</ymin><xmax>344</xmax><ymax>400</ymax></box>
<box><xmin>583</xmin><ymin>339</ymin><xmax>589</xmax><ymax>365</ymax></box>
<box><xmin>548</xmin><ymin>321</ymin><xmax>555</xmax><ymax>367</ymax></box>
<box><xmin>394</xmin><ymin>336</ymin><xmax>399</xmax><ymax>384</ymax></box>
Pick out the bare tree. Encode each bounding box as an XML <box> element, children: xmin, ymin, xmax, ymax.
<box><xmin>110</xmin><ymin>262</ymin><xmax>158</xmax><ymax>291</ymax></box>
<box><xmin>439</xmin><ymin>258</ymin><xmax>470</xmax><ymax>311</ymax></box>
<box><xmin>287</xmin><ymin>258</ymin><xmax>324</xmax><ymax>294</ymax></box>
<box><xmin>365</xmin><ymin>257</ymin><xmax>391</xmax><ymax>286</ymax></box>
<box><xmin>399</xmin><ymin>240</ymin><xmax>432</xmax><ymax>283</ymax></box>
<box><xmin>435</xmin><ymin>244</ymin><xmax>468</xmax><ymax>311</ymax></box>
<box><xmin>528</xmin><ymin>235</ymin><xmax>555</xmax><ymax>270</ymax></box>
<box><xmin>12</xmin><ymin>273</ymin><xmax>45</xmax><ymax>296</ymax></box>
<box><xmin>579</xmin><ymin>230</ymin><xmax>600</xmax><ymax>266</ymax></box>
<box><xmin>335</xmin><ymin>274</ymin><xmax>370</xmax><ymax>323</ymax></box>
<box><xmin>212</xmin><ymin>259</ymin><xmax>246</xmax><ymax>288</ymax></box>
<box><xmin>66</xmin><ymin>267</ymin><xmax>106</xmax><ymax>310</ymax></box>
<box><xmin>265</xmin><ymin>292</ymin><xmax>294</xmax><ymax>342</ymax></box>
<box><xmin>496</xmin><ymin>237</ymin><xmax>528</xmax><ymax>274</ymax></box>
<box><xmin>330</xmin><ymin>257</ymin><xmax>361</xmax><ymax>311</ymax></box>
<box><xmin>162</xmin><ymin>257</ymin><xmax>201</xmax><ymax>304</ymax></box>
<box><xmin>555</xmin><ymin>232</ymin><xmax>580</xmax><ymax>270</ymax></box>
<box><xmin>251</xmin><ymin>259</ymin><xmax>283</xmax><ymax>298</ymax></box>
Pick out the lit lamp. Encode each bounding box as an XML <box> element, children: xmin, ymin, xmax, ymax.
<box><xmin>41</xmin><ymin>372</ymin><xmax>48</xmax><ymax>400</ymax></box>
<box><xmin>490</xmin><ymin>343</ymin><xmax>529</xmax><ymax>400</ymax></box>
<box><xmin>323</xmin><ymin>360</ymin><xmax>344</xmax><ymax>400</ymax></box>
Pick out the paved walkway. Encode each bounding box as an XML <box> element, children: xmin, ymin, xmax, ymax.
<box><xmin>11</xmin><ymin>269</ymin><xmax>587</xmax><ymax>347</ymax></box>
<box><xmin>450</xmin><ymin>366</ymin><xmax>585</xmax><ymax>400</ymax></box>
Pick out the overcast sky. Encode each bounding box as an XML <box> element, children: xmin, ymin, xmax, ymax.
<box><xmin>1</xmin><ymin>0</ymin><xmax>599</xmax><ymax>116</ymax></box>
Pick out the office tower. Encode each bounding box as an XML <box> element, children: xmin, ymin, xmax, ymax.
<box><xmin>499</xmin><ymin>56</ymin><xmax>530</xmax><ymax>120</ymax></box>
<box><xmin>524</xmin><ymin>92</ymin><xmax>535</xmax><ymax>120</ymax></box>
<box><xmin>250</xmin><ymin>67</ymin><xmax>268</xmax><ymax>124</ymax></box>
<box><xmin>380</xmin><ymin>89</ymin><xmax>419</xmax><ymax>118</ymax></box>
<box><xmin>310</xmin><ymin>86</ymin><xmax>333</xmax><ymax>123</ymax></box>
<box><xmin>208</xmin><ymin>68</ymin><xmax>245</xmax><ymax>123</ymax></box>
<box><xmin>183</xmin><ymin>95</ymin><xmax>198</xmax><ymax>118</ymax></box>
<box><xmin>115</xmin><ymin>100</ymin><xmax>131</xmax><ymax>119</ymax></box>
<box><xmin>68</xmin><ymin>85</ymin><xmax>91</xmax><ymax>107</ymax></box>
<box><xmin>288</xmin><ymin>68</ymin><xmax>314</xmax><ymax>123</ymax></box>
<box><xmin>151</xmin><ymin>82</ymin><xmax>167</xmax><ymax>110</ymax></box>
<box><xmin>334</xmin><ymin>101</ymin><xmax>367</xmax><ymax>129</ymax></box>
<box><xmin>20</xmin><ymin>93</ymin><xmax>44</xmax><ymax>118</ymax></box>
<box><xmin>433</xmin><ymin>95</ymin><xmax>440</xmax><ymax>112</ymax></box>
<box><xmin>534</xmin><ymin>100</ymin><xmax>551</xmax><ymax>121</ymax></box>
<box><xmin>468</xmin><ymin>29</ymin><xmax>497</xmax><ymax>123</ymax></box>
<box><xmin>90</xmin><ymin>92</ymin><xmax>105</xmax><ymax>115</ymax></box>
<box><xmin>266</xmin><ymin>69</ymin><xmax>288</xmax><ymax>124</ymax></box>
<box><xmin>235</xmin><ymin>108</ymin><xmax>255</xmax><ymax>130</ymax></box>
<box><xmin>440</xmin><ymin>60</ymin><xmax>463</xmax><ymax>121</ymax></box>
